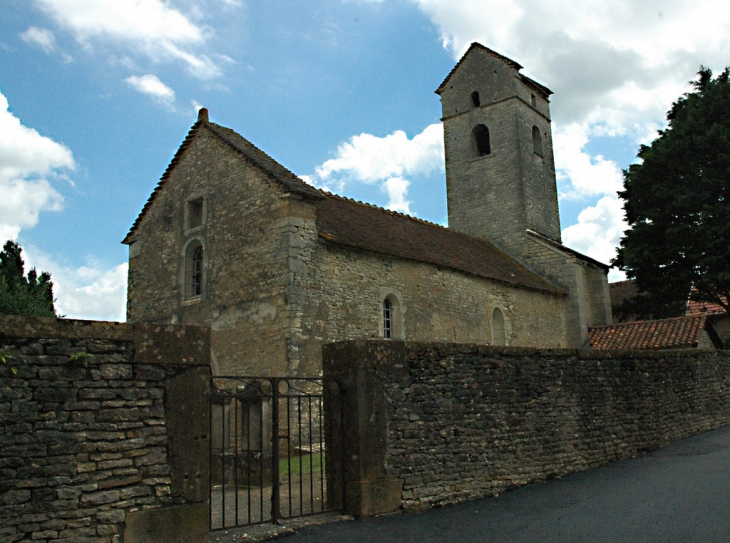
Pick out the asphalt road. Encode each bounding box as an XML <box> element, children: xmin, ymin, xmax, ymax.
<box><xmin>286</xmin><ymin>425</ymin><xmax>730</xmax><ymax>542</ymax></box>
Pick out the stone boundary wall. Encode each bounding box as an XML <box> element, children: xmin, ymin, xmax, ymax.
<box><xmin>0</xmin><ymin>316</ymin><xmax>211</xmax><ymax>543</ymax></box>
<box><xmin>323</xmin><ymin>340</ymin><xmax>730</xmax><ymax>516</ymax></box>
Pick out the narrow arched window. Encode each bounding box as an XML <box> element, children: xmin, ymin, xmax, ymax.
<box><xmin>192</xmin><ymin>246</ymin><xmax>203</xmax><ymax>296</ymax></box>
<box><xmin>491</xmin><ymin>308</ymin><xmax>506</xmax><ymax>346</ymax></box>
<box><xmin>472</xmin><ymin>124</ymin><xmax>491</xmax><ymax>156</ymax></box>
<box><xmin>185</xmin><ymin>241</ymin><xmax>204</xmax><ymax>299</ymax></box>
<box><xmin>471</xmin><ymin>91</ymin><xmax>480</xmax><ymax>107</ymax></box>
<box><xmin>532</xmin><ymin>126</ymin><xmax>543</xmax><ymax>157</ymax></box>
<box><xmin>383</xmin><ymin>299</ymin><xmax>392</xmax><ymax>339</ymax></box>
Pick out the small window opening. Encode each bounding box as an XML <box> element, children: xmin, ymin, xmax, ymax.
<box><xmin>531</xmin><ymin>93</ymin><xmax>537</xmax><ymax>107</ymax></box>
<box><xmin>192</xmin><ymin>246</ymin><xmax>203</xmax><ymax>296</ymax></box>
<box><xmin>185</xmin><ymin>241</ymin><xmax>204</xmax><ymax>299</ymax></box>
<box><xmin>532</xmin><ymin>126</ymin><xmax>543</xmax><ymax>157</ymax></box>
<box><xmin>187</xmin><ymin>198</ymin><xmax>204</xmax><ymax>230</ymax></box>
<box><xmin>471</xmin><ymin>91</ymin><xmax>480</xmax><ymax>108</ymax></box>
<box><xmin>491</xmin><ymin>307</ymin><xmax>506</xmax><ymax>346</ymax></box>
<box><xmin>472</xmin><ymin>124</ymin><xmax>491</xmax><ymax>156</ymax></box>
<box><xmin>383</xmin><ymin>299</ymin><xmax>392</xmax><ymax>339</ymax></box>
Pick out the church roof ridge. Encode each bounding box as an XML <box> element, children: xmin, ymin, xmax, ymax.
<box><xmin>318</xmin><ymin>189</ymin><xmax>444</xmax><ymax>229</ymax></box>
<box><xmin>316</xmin><ymin>191</ymin><xmax>564</xmax><ymax>295</ymax></box>
<box><xmin>122</xmin><ymin>113</ymin><xmax>322</xmax><ymax>244</ymax></box>
<box><xmin>204</xmin><ymin>121</ymin><xmax>323</xmax><ymax>201</ymax></box>
<box><xmin>122</xmin><ymin>118</ymin><xmax>204</xmax><ymax>244</ymax></box>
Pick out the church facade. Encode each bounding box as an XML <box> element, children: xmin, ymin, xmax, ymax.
<box><xmin>123</xmin><ymin>43</ymin><xmax>611</xmax><ymax>376</ymax></box>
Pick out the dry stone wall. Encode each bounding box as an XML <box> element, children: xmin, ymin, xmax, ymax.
<box><xmin>0</xmin><ymin>317</ymin><xmax>210</xmax><ymax>543</ymax></box>
<box><xmin>323</xmin><ymin>340</ymin><xmax>730</xmax><ymax>516</ymax></box>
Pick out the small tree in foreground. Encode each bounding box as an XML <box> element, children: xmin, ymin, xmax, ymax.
<box><xmin>613</xmin><ymin>67</ymin><xmax>730</xmax><ymax>319</ymax></box>
<box><xmin>0</xmin><ymin>240</ymin><xmax>58</xmax><ymax>318</ymax></box>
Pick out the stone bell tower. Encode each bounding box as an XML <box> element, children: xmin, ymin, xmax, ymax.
<box><xmin>436</xmin><ymin>43</ymin><xmax>561</xmax><ymax>254</ymax></box>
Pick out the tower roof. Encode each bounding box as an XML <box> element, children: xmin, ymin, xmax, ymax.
<box><xmin>435</xmin><ymin>42</ymin><xmax>552</xmax><ymax>97</ymax></box>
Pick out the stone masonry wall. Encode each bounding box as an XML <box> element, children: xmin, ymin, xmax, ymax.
<box><xmin>323</xmin><ymin>340</ymin><xmax>730</xmax><ymax>515</ymax></box>
<box><xmin>126</xmin><ymin>126</ymin><xmax>292</xmax><ymax>376</ymax></box>
<box><xmin>295</xmin><ymin>242</ymin><xmax>568</xmax><ymax>377</ymax></box>
<box><xmin>522</xmin><ymin>235</ymin><xmax>611</xmax><ymax>347</ymax></box>
<box><xmin>0</xmin><ymin>317</ymin><xmax>210</xmax><ymax>543</ymax></box>
<box><xmin>441</xmin><ymin>47</ymin><xmax>560</xmax><ymax>252</ymax></box>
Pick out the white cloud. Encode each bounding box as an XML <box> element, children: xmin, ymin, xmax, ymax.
<box><xmin>24</xmin><ymin>246</ymin><xmax>128</xmax><ymax>321</ymax></box>
<box><xmin>310</xmin><ymin>123</ymin><xmax>443</xmax><ymax>212</ymax></box>
<box><xmin>383</xmin><ymin>177</ymin><xmax>411</xmax><ymax>214</ymax></box>
<box><xmin>562</xmin><ymin>195</ymin><xmax>626</xmax><ymax>280</ymax></box>
<box><xmin>412</xmin><ymin>0</ymin><xmax>730</xmax><ymax>195</ymax></box>
<box><xmin>126</xmin><ymin>74</ymin><xmax>176</xmax><ymax>105</ymax></box>
<box><xmin>34</xmin><ymin>0</ymin><xmax>221</xmax><ymax>78</ymax></box>
<box><xmin>21</xmin><ymin>26</ymin><xmax>58</xmax><ymax>54</ymax></box>
<box><xmin>554</xmin><ymin>123</ymin><xmax>623</xmax><ymax>199</ymax></box>
<box><xmin>316</xmin><ymin>123</ymin><xmax>444</xmax><ymax>182</ymax></box>
<box><xmin>0</xmin><ymin>90</ymin><xmax>74</xmax><ymax>240</ymax></box>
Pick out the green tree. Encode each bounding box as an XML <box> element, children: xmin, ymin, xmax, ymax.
<box><xmin>0</xmin><ymin>240</ymin><xmax>58</xmax><ymax>317</ymax></box>
<box><xmin>614</xmin><ymin>67</ymin><xmax>730</xmax><ymax>319</ymax></box>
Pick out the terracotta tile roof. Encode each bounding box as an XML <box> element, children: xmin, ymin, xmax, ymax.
<box><xmin>316</xmin><ymin>194</ymin><xmax>563</xmax><ymax>295</ymax></box>
<box><xmin>686</xmin><ymin>287</ymin><xmax>727</xmax><ymax>315</ymax></box>
<box><xmin>687</xmin><ymin>299</ymin><xmax>726</xmax><ymax>315</ymax></box>
<box><xmin>122</xmin><ymin>116</ymin><xmax>321</xmax><ymax>244</ymax></box>
<box><xmin>588</xmin><ymin>315</ymin><xmax>708</xmax><ymax>350</ymax></box>
<box><xmin>435</xmin><ymin>42</ymin><xmax>552</xmax><ymax>97</ymax></box>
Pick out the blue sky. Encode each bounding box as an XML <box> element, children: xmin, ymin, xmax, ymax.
<box><xmin>1</xmin><ymin>0</ymin><xmax>728</xmax><ymax>321</ymax></box>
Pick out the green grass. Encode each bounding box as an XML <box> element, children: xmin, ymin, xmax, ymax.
<box><xmin>279</xmin><ymin>451</ymin><xmax>325</xmax><ymax>479</ymax></box>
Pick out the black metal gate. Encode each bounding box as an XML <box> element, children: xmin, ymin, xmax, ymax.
<box><xmin>210</xmin><ymin>376</ymin><xmax>343</xmax><ymax>530</ymax></box>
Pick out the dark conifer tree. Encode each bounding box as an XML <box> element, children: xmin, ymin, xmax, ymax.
<box><xmin>0</xmin><ymin>240</ymin><xmax>58</xmax><ymax>317</ymax></box>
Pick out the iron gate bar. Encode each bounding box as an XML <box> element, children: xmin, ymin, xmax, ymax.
<box><xmin>210</xmin><ymin>376</ymin><xmax>342</xmax><ymax>531</ymax></box>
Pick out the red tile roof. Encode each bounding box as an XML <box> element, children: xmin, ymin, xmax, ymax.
<box><xmin>686</xmin><ymin>287</ymin><xmax>727</xmax><ymax>315</ymax></box>
<box><xmin>588</xmin><ymin>315</ymin><xmax>708</xmax><ymax>350</ymax></box>
<box><xmin>687</xmin><ymin>299</ymin><xmax>726</xmax><ymax>315</ymax></box>
<box><xmin>316</xmin><ymin>194</ymin><xmax>563</xmax><ymax>295</ymax></box>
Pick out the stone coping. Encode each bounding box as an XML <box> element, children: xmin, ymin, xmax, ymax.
<box><xmin>325</xmin><ymin>339</ymin><xmax>730</xmax><ymax>362</ymax></box>
<box><xmin>0</xmin><ymin>315</ymin><xmax>210</xmax><ymax>366</ymax></box>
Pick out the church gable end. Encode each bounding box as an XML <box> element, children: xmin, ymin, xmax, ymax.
<box><xmin>124</xmin><ymin>111</ymin><xmax>310</xmax><ymax>375</ymax></box>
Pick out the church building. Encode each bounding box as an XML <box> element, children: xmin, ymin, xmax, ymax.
<box><xmin>123</xmin><ymin>43</ymin><xmax>612</xmax><ymax>376</ymax></box>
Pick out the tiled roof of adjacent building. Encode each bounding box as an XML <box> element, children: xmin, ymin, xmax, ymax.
<box><xmin>588</xmin><ymin>315</ymin><xmax>708</xmax><ymax>350</ymax></box>
<box><xmin>316</xmin><ymin>194</ymin><xmax>563</xmax><ymax>295</ymax></box>
<box><xmin>435</xmin><ymin>42</ymin><xmax>552</xmax><ymax>97</ymax></box>
<box><xmin>686</xmin><ymin>287</ymin><xmax>727</xmax><ymax>315</ymax></box>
